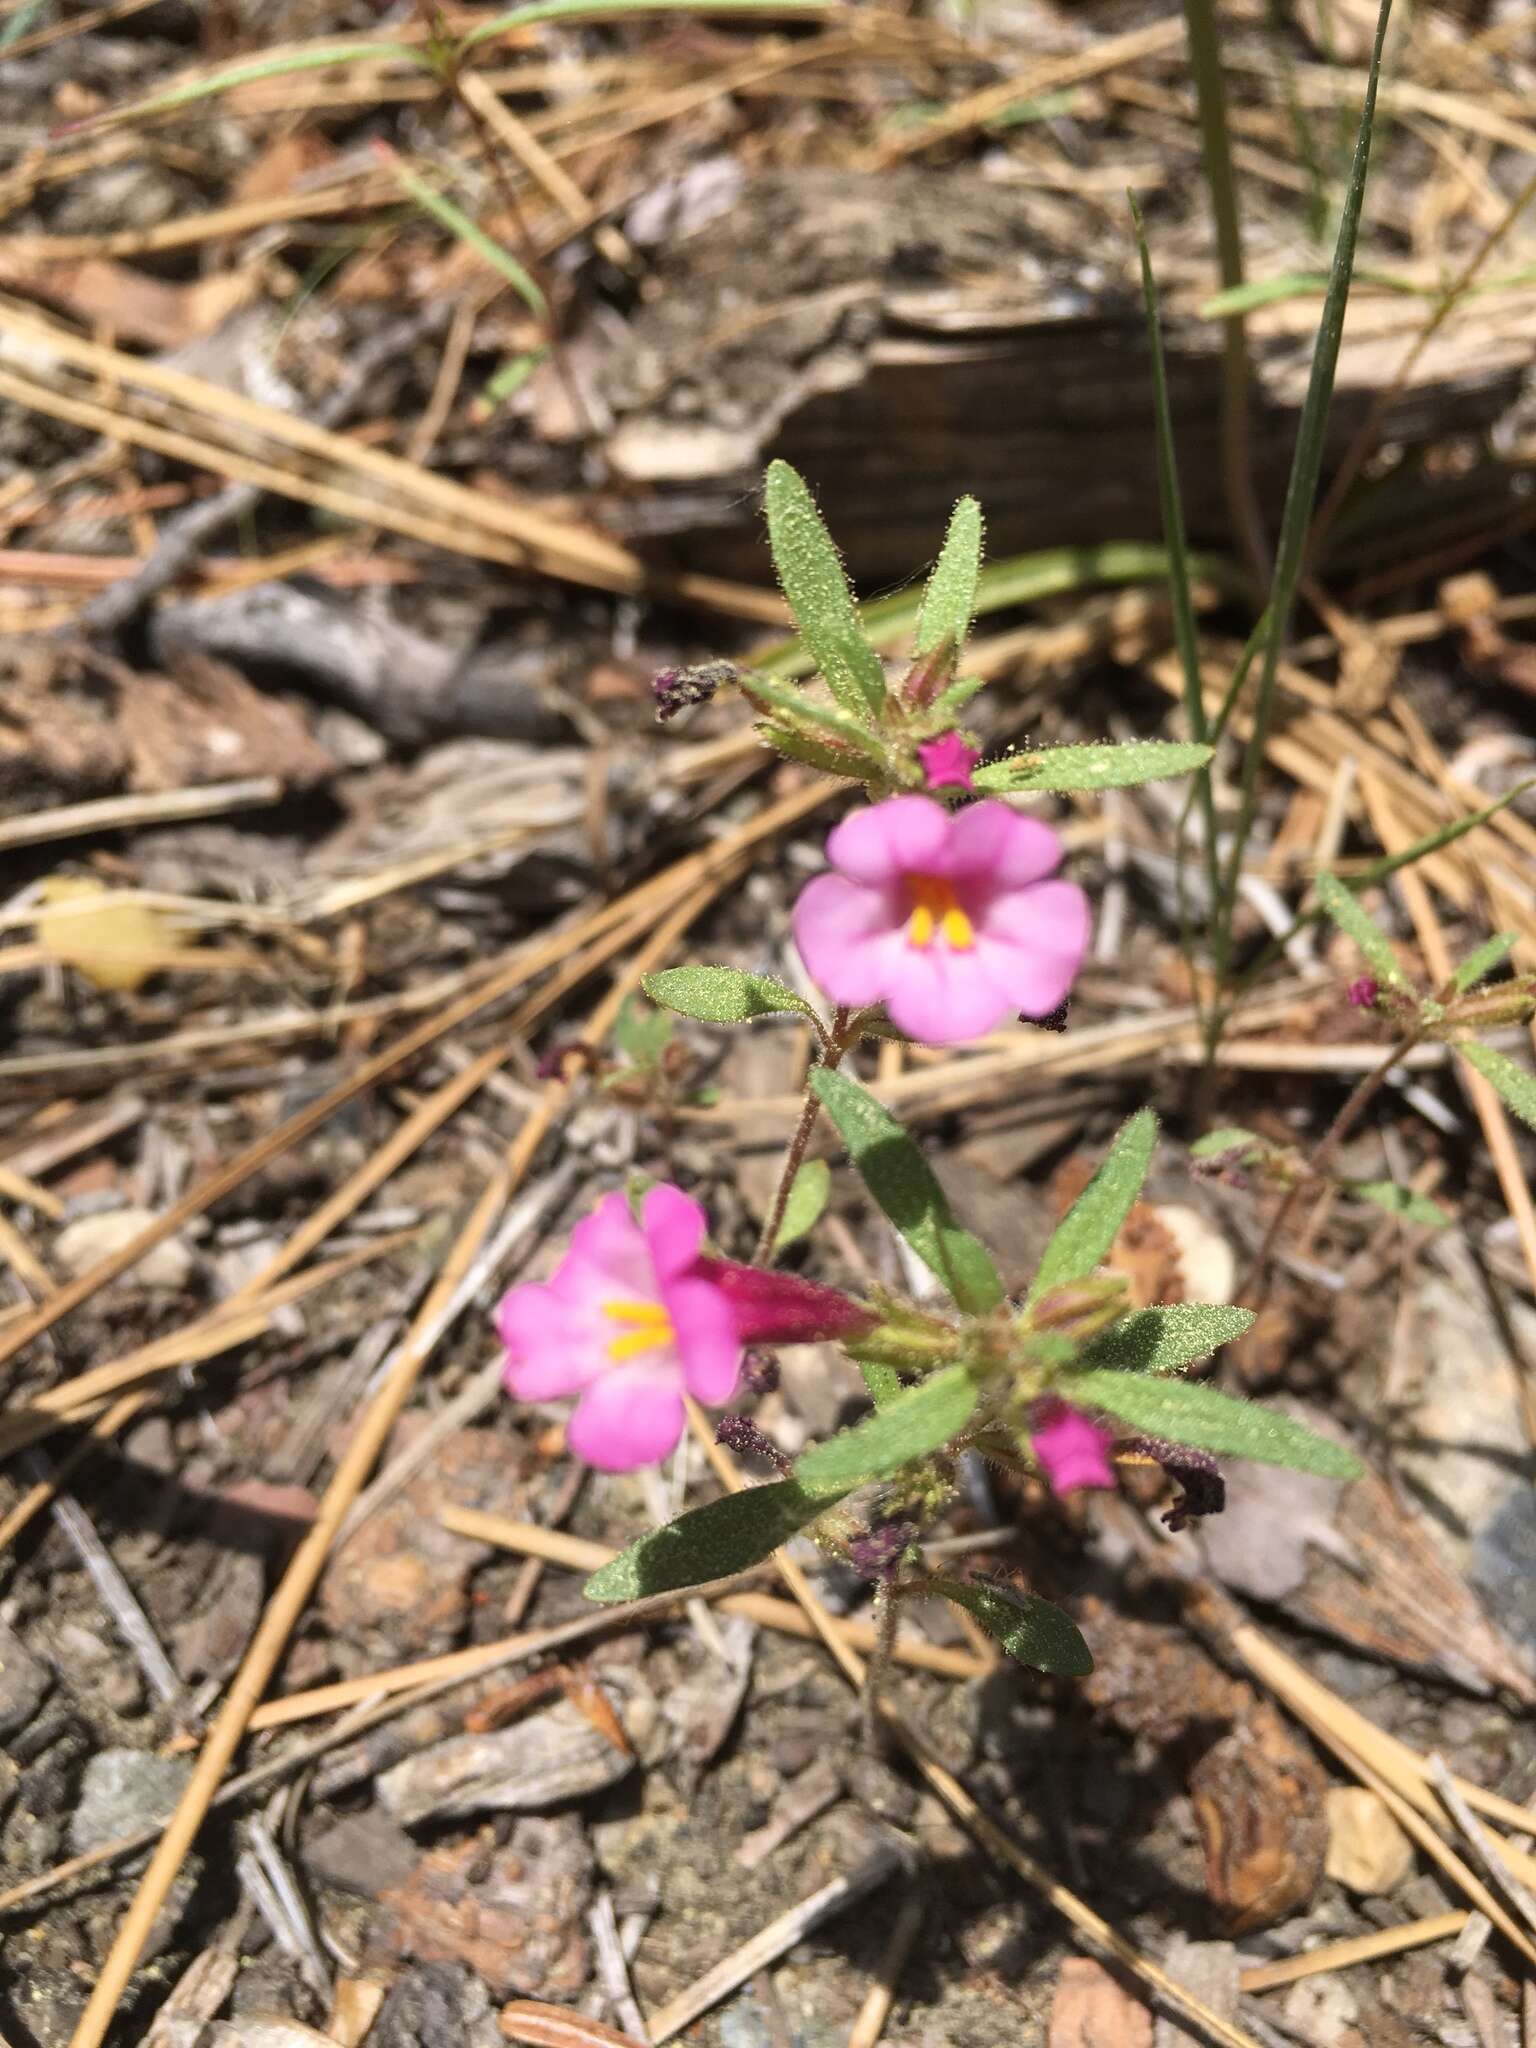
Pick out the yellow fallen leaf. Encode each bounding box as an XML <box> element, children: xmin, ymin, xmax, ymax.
<box><xmin>34</xmin><ymin>876</ymin><xmax>181</xmax><ymax>992</ymax></box>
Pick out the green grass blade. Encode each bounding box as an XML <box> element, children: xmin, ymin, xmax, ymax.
<box><xmin>464</xmin><ymin>0</ymin><xmax>822</xmax><ymax>49</ymax></box>
<box><xmin>386</xmin><ymin>155</ymin><xmax>546</xmax><ymax>317</ymax></box>
<box><xmin>66</xmin><ymin>39</ymin><xmax>425</xmax><ymax>129</ymax></box>
<box><xmin>1216</xmin><ymin>0</ymin><xmax>1394</xmax><ymax>992</ymax></box>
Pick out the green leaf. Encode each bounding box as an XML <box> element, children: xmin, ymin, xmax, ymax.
<box><xmin>389</xmin><ymin>157</ymin><xmax>547</xmax><ymax>317</ymax></box>
<box><xmin>810</xmin><ymin>1069</ymin><xmax>1003</xmax><ymax>1313</ymax></box>
<box><xmin>915</xmin><ymin>497</ymin><xmax>984</xmax><ymax>659</ymax></box>
<box><xmin>1348</xmin><ymin>1180</ymin><xmax>1451</xmax><ymax>1229</ymax></box>
<box><xmin>1027</xmin><ymin>1109</ymin><xmax>1158</xmax><ymax>1306</ymax></box>
<box><xmin>737</xmin><ymin>669</ymin><xmax>885</xmax><ymax>758</ymax></box>
<box><xmin>613</xmin><ymin>996</ymin><xmax>671</xmax><ymax>1067</ymax></box>
<box><xmin>1458</xmin><ymin>1040</ymin><xmax>1536</xmax><ymax>1134</ymax></box>
<box><xmin>643</xmin><ymin>965</ymin><xmax>816</xmax><ymax>1028</ymax></box>
<box><xmin>854</xmin><ymin>1354</ymin><xmax>906</xmax><ymax>1408</ymax></box>
<box><xmin>1313</xmin><ymin>872</ymin><xmax>1406</xmax><ymax>987</ymax></box>
<box><xmin>772</xmin><ymin>1159</ymin><xmax>830</xmax><ymax>1256</ymax></box>
<box><xmin>973</xmin><ymin>741</ymin><xmax>1213</xmax><ymax>794</ymax></box>
<box><xmin>1066</xmin><ymin>1369</ymin><xmax>1363</xmax><ymax>1478</ymax></box>
<box><xmin>927</xmin><ymin>673</ymin><xmax>990</xmax><ymax>722</ymax></box>
<box><xmin>1219</xmin><ymin>0</ymin><xmax>1394</xmax><ymax>977</ymax></box>
<box><xmin>1079</xmin><ymin>1303</ymin><xmax>1256</xmax><ymax>1376</ymax></box>
<box><xmin>756</xmin><ymin>722</ymin><xmax>873</xmax><ymax>778</ymax></box>
<box><xmin>928</xmin><ymin>1577</ymin><xmax>1093</xmax><ymax>1676</ymax></box>
<box><xmin>1189</xmin><ymin>1125</ymin><xmax>1265</xmax><ymax>1160</ymax></box>
<box><xmin>464</xmin><ymin>0</ymin><xmax>820</xmax><ymax>50</ymax></box>
<box><xmin>583</xmin><ymin>1477</ymin><xmax>847</xmax><ymax>1604</ymax></box>
<box><xmin>795</xmin><ymin>1363</ymin><xmax>978</xmax><ymax>1491</ymax></box>
<box><xmin>1451</xmin><ymin>933</ymin><xmax>1518</xmax><ymax>995</ymax></box>
<box><xmin>762</xmin><ymin>461</ymin><xmax>885</xmax><ymax>719</ymax></box>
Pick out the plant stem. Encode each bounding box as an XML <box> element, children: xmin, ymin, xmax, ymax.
<box><xmin>753</xmin><ymin>1007</ymin><xmax>850</xmax><ymax>1265</ymax></box>
<box><xmin>1240</xmin><ymin>1026</ymin><xmax>1420</xmax><ymax>1300</ymax></box>
<box><xmin>862</xmin><ymin>1579</ymin><xmax>899</xmax><ymax>1752</ymax></box>
<box><xmin>1182</xmin><ymin>0</ymin><xmax>1268</xmax><ymax>592</ymax></box>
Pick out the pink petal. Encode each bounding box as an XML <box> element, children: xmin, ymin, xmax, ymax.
<box><xmin>1031</xmin><ymin>1401</ymin><xmax>1116</xmax><ymax>1496</ymax></box>
<box><xmin>663</xmin><ymin>1273</ymin><xmax>742</xmax><ymax>1404</ymax></box>
<box><xmin>499</xmin><ymin>1283</ymin><xmax>603</xmax><ymax>1399</ymax></box>
<box><xmin>556</xmin><ymin>1191</ymin><xmax>655</xmax><ymax>1306</ymax></box>
<box><xmin>947</xmin><ymin>801</ymin><xmax>1063</xmax><ymax>888</ymax></box>
<box><xmin>567</xmin><ymin>1365</ymin><xmax>686</xmax><ymax>1470</ymax></box>
<box><xmin>976</xmin><ymin>879</ymin><xmax>1091</xmax><ymax>1016</ymax></box>
<box><xmin>642</xmin><ymin>1182</ymin><xmax>708</xmax><ymax>1283</ymax></box>
<box><xmin>882</xmin><ymin>946</ymin><xmax>1014</xmax><ymax>1045</ymax></box>
<box><xmin>792</xmin><ymin>872</ymin><xmax>905</xmax><ymax>1010</ymax></box>
<box><xmin>917</xmin><ymin>732</ymin><xmax>979</xmax><ymax>792</ymax></box>
<box><xmin>825</xmin><ymin>795</ymin><xmax>950</xmax><ymax>885</ymax></box>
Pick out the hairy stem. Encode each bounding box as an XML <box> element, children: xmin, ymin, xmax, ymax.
<box><xmin>752</xmin><ymin>1008</ymin><xmax>850</xmax><ymax>1265</ymax></box>
<box><xmin>1241</xmin><ymin>1026</ymin><xmax>1421</xmax><ymax>1300</ymax></box>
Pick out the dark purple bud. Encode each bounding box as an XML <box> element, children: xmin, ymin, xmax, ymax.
<box><xmin>1119</xmin><ymin>1436</ymin><xmax>1225</xmax><ymax>1531</ymax></box>
<box><xmin>537</xmin><ymin>1040</ymin><xmax>598</xmax><ymax>1081</ymax></box>
<box><xmin>698</xmin><ymin>1260</ymin><xmax>878</xmax><ymax>1346</ymax></box>
<box><xmin>741</xmin><ymin>1350</ymin><xmax>780</xmax><ymax>1395</ymax></box>
<box><xmin>1033</xmin><ymin>998</ymin><xmax>1071</xmax><ymax>1033</ymax></box>
<box><xmin>715</xmin><ymin>1413</ymin><xmax>792</xmax><ymax>1476</ymax></box>
<box><xmin>653</xmin><ymin>659</ymin><xmax>739</xmax><ymax>723</ymax></box>
<box><xmin>845</xmin><ymin>1517</ymin><xmax>917</xmax><ymax>1583</ymax></box>
<box><xmin>1347</xmin><ymin>976</ymin><xmax>1380</xmax><ymax>1009</ymax></box>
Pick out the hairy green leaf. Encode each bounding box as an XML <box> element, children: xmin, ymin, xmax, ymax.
<box><xmin>643</xmin><ymin>965</ymin><xmax>816</xmax><ymax>1028</ymax></box>
<box><xmin>929</xmin><ymin>1577</ymin><xmax>1093</xmax><ymax>1676</ymax></box>
<box><xmin>854</xmin><ymin>1354</ymin><xmax>906</xmax><ymax>1408</ymax></box>
<box><xmin>613</xmin><ymin>996</ymin><xmax>671</xmax><ymax>1067</ymax></box>
<box><xmin>762</xmin><ymin>461</ymin><xmax>885</xmax><ymax>718</ymax></box>
<box><xmin>1313</xmin><ymin>872</ymin><xmax>1406</xmax><ymax>987</ymax></box>
<box><xmin>1348</xmin><ymin>1180</ymin><xmax>1451</xmax><ymax>1229</ymax></box>
<box><xmin>1451</xmin><ymin>933</ymin><xmax>1518</xmax><ymax>995</ymax></box>
<box><xmin>794</xmin><ymin>1364</ymin><xmax>978</xmax><ymax>1491</ymax></box>
<box><xmin>1067</xmin><ymin>1369</ymin><xmax>1362</xmax><ymax>1478</ymax></box>
<box><xmin>772</xmin><ymin>1159</ymin><xmax>830</xmax><ymax>1256</ymax></box>
<box><xmin>584</xmin><ymin>1477</ymin><xmax>847</xmax><ymax>1603</ymax></box>
<box><xmin>1027</xmin><ymin>1110</ymin><xmax>1158</xmax><ymax>1305</ymax></box>
<box><xmin>1079</xmin><ymin>1303</ymin><xmax>1256</xmax><ymax>1376</ymax></box>
<box><xmin>973</xmin><ymin>741</ymin><xmax>1213</xmax><ymax>795</ymax></box>
<box><xmin>1458</xmin><ymin>1040</ymin><xmax>1536</xmax><ymax>1134</ymax></box>
<box><xmin>810</xmin><ymin>1069</ymin><xmax>1003</xmax><ymax>1313</ymax></box>
<box><xmin>737</xmin><ymin>669</ymin><xmax>885</xmax><ymax>756</ymax></box>
<box><xmin>915</xmin><ymin>497</ymin><xmax>984</xmax><ymax>659</ymax></box>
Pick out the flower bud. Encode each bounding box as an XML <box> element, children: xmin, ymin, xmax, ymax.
<box><xmin>699</xmin><ymin>1261</ymin><xmax>878</xmax><ymax>1346</ymax></box>
<box><xmin>916</xmin><ymin>731</ymin><xmax>980</xmax><ymax>792</ymax></box>
<box><xmin>1025</xmin><ymin>1274</ymin><xmax>1129</xmax><ymax>1344</ymax></box>
<box><xmin>1346</xmin><ymin>976</ymin><xmax>1380</xmax><ymax>1009</ymax></box>
<box><xmin>653</xmin><ymin>659</ymin><xmax>738</xmax><ymax>723</ymax></box>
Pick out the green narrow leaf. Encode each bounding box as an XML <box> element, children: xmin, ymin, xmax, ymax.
<box><xmin>810</xmin><ymin>1069</ymin><xmax>1003</xmax><ymax>1314</ymax></box>
<box><xmin>928</xmin><ymin>1577</ymin><xmax>1093</xmax><ymax>1677</ymax></box>
<box><xmin>915</xmin><ymin>496</ymin><xmax>984</xmax><ymax>659</ymax></box>
<box><xmin>772</xmin><ymin>1159</ymin><xmax>830</xmax><ymax>1256</ymax></box>
<box><xmin>972</xmin><ymin>741</ymin><xmax>1213</xmax><ymax>795</ymax></box>
<box><xmin>69</xmin><ymin>38</ymin><xmax>426</xmax><ymax>130</ymax></box>
<box><xmin>1313</xmin><ymin>872</ymin><xmax>1406</xmax><ymax>987</ymax></box>
<box><xmin>854</xmin><ymin>1355</ymin><xmax>906</xmax><ymax>1408</ymax></box>
<box><xmin>737</xmin><ymin>669</ymin><xmax>885</xmax><ymax>758</ymax></box>
<box><xmin>762</xmin><ymin>461</ymin><xmax>885</xmax><ymax>719</ymax></box>
<box><xmin>1078</xmin><ymin>1303</ymin><xmax>1256</xmax><ymax>1376</ymax></box>
<box><xmin>388</xmin><ymin>157</ymin><xmax>547</xmax><ymax>318</ymax></box>
<box><xmin>1458</xmin><ymin>1040</ymin><xmax>1536</xmax><ymax>1133</ymax></box>
<box><xmin>1189</xmin><ymin>1125</ymin><xmax>1266</xmax><ymax>1160</ymax></box>
<box><xmin>1027</xmin><ymin>1110</ymin><xmax>1159</xmax><ymax>1306</ymax></box>
<box><xmin>1348</xmin><ymin>1180</ymin><xmax>1451</xmax><ymax>1229</ymax></box>
<box><xmin>1451</xmin><ymin>933</ymin><xmax>1518</xmax><ymax>995</ymax></box>
<box><xmin>794</xmin><ymin>1364</ymin><xmax>978</xmax><ymax>1491</ymax></box>
<box><xmin>583</xmin><ymin>1477</ymin><xmax>848</xmax><ymax>1603</ymax></box>
<box><xmin>642</xmin><ymin>965</ymin><xmax>817</xmax><ymax>1027</ymax></box>
<box><xmin>1066</xmin><ymin>1369</ymin><xmax>1363</xmax><ymax>1478</ymax></box>
<box><xmin>755</xmin><ymin>722</ymin><xmax>874</xmax><ymax>778</ymax></box>
<box><xmin>464</xmin><ymin>0</ymin><xmax>821</xmax><ymax>50</ymax></box>
<box><xmin>613</xmin><ymin>996</ymin><xmax>671</xmax><ymax>1067</ymax></box>
<box><xmin>1219</xmin><ymin>0</ymin><xmax>1394</xmax><ymax>978</ymax></box>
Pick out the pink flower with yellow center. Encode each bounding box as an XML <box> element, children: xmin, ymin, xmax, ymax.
<box><xmin>792</xmin><ymin>795</ymin><xmax>1089</xmax><ymax>1045</ymax></box>
<box><xmin>499</xmin><ymin>1186</ymin><xmax>876</xmax><ymax>1471</ymax></box>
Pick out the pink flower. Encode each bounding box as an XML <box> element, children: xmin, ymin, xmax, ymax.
<box><xmin>792</xmin><ymin>795</ymin><xmax>1089</xmax><ymax>1045</ymax></box>
<box><xmin>916</xmin><ymin>732</ymin><xmax>980</xmax><ymax>792</ymax></box>
<box><xmin>498</xmin><ymin>1187</ymin><xmax>876</xmax><ymax>1471</ymax></box>
<box><xmin>500</xmin><ymin>1186</ymin><xmax>740</xmax><ymax>1471</ymax></box>
<box><xmin>1346</xmin><ymin>976</ymin><xmax>1379</xmax><ymax>1009</ymax></box>
<box><xmin>1029</xmin><ymin>1399</ymin><xmax>1116</xmax><ymax>1497</ymax></box>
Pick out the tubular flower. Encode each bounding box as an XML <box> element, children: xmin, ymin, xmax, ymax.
<box><xmin>499</xmin><ymin>1187</ymin><xmax>876</xmax><ymax>1471</ymax></box>
<box><xmin>792</xmin><ymin>795</ymin><xmax>1089</xmax><ymax>1045</ymax></box>
<box><xmin>1029</xmin><ymin>1398</ymin><xmax>1116</xmax><ymax>1497</ymax></box>
<box><xmin>916</xmin><ymin>731</ymin><xmax>980</xmax><ymax>792</ymax></box>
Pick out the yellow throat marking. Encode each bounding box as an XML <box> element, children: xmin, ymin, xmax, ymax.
<box><xmin>905</xmin><ymin>875</ymin><xmax>975</xmax><ymax>951</ymax></box>
<box><xmin>602</xmin><ymin>1298</ymin><xmax>673</xmax><ymax>1362</ymax></box>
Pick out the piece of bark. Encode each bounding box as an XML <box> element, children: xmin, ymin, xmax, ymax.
<box><xmin>1049</xmin><ymin>1957</ymin><xmax>1154</xmax><ymax>2048</ymax></box>
<box><xmin>589</xmin><ymin>170</ymin><xmax>1530</xmax><ymax>585</ymax></box>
